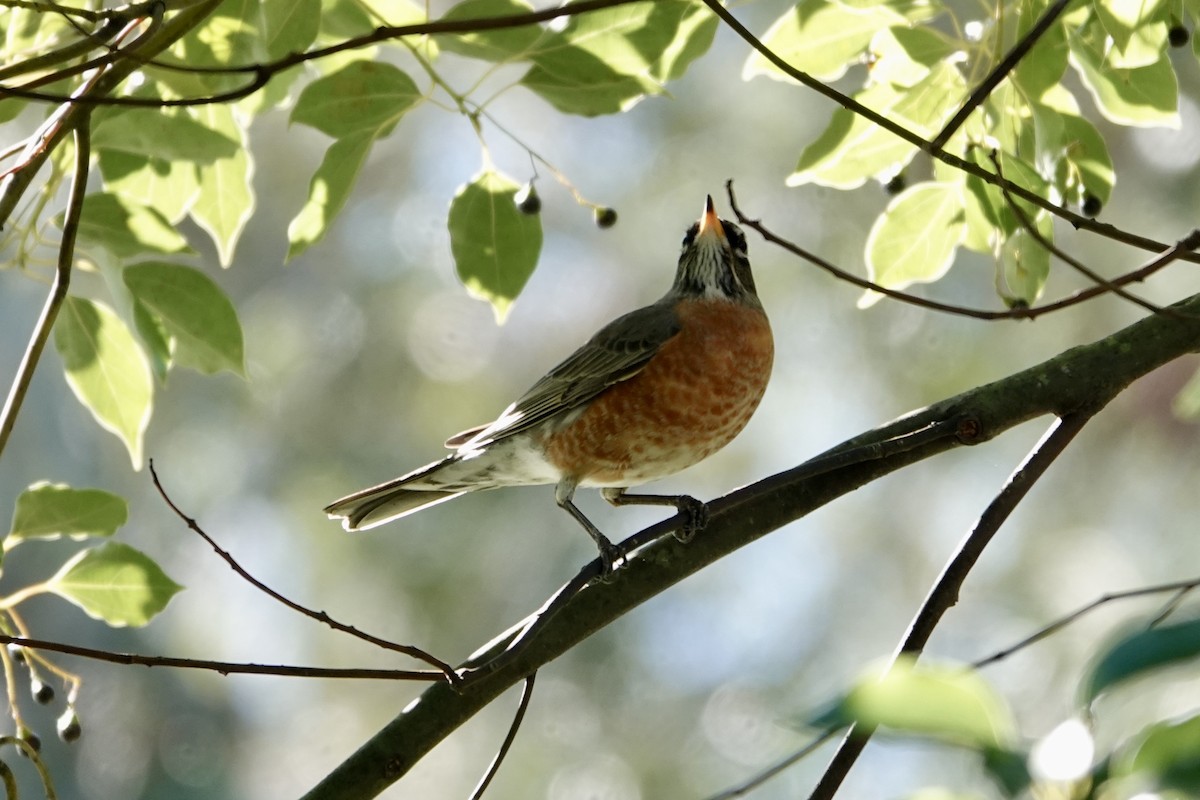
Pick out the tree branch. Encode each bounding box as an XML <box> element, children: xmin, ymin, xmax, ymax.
<box><xmin>809</xmin><ymin>410</ymin><xmax>1096</xmax><ymax>798</ymax></box>
<box><xmin>0</xmin><ymin>120</ymin><xmax>88</xmax><ymax>459</ymax></box>
<box><xmin>299</xmin><ymin>288</ymin><xmax>1200</xmax><ymax>800</ymax></box>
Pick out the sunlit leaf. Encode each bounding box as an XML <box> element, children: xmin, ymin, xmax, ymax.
<box><xmin>448</xmin><ymin>170</ymin><xmax>543</xmax><ymax>322</ymax></box>
<box><xmin>191</xmin><ymin>104</ymin><xmax>256</xmax><ymax>267</ymax></box>
<box><xmin>1083</xmin><ymin>618</ymin><xmax>1200</xmax><ymax>702</ymax></box>
<box><xmin>91</xmin><ymin>107</ymin><xmax>239</xmax><ymax>163</ymax></box>
<box><xmin>263</xmin><ymin>0</ymin><xmax>320</xmax><ymax>59</ymax></box>
<box><xmin>291</xmin><ymin>60</ymin><xmax>421</xmax><ymax>138</ymax></box>
<box><xmin>72</xmin><ymin>193</ymin><xmax>192</xmax><ymax>259</ymax></box>
<box><xmin>8</xmin><ymin>483</ymin><xmax>128</xmax><ymax>545</ymax></box>
<box><xmin>744</xmin><ymin>0</ymin><xmax>904</xmax><ymax>83</ymax></box>
<box><xmin>97</xmin><ymin>151</ymin><xmax>200</xmax><ymax>224</ymax></box>
<box><xmin>1068</xmin><ymin>24</ymin><xmax>1179</xmax><ymax>127</ymax></box>
<box><xmin>435</xmin><ymin>0</ymin><xmax>546</xmax><ymax>61</ymax></box>
<box><xmin>124</xmin><ymin>262</ymin><xmax>246</xmax><ymax>376</ymax></box>
<box><xmin>53</xmin><ymin>298</ymin><xmax>153</xmax><ymax>468</ymax></box>
<box><xmin>813</xmin><ymin>657</ymin><xmax>1016</xmax><ymax>748</ymax></box>
<box><xmin>47</xmin><ymin>543</ymin><xmax>183</xmax><ymax>628</ymax></box>
<box><xmin>287</xmin><ymin>132</ymin><xmax>375</xmax><ymax>260</ymax></box>
<box><xmin>999</xmin><ymin>214</ymin><xmax>1052</xmax><ymax>306</ymax></box>
<box><xmin>1117</xmin><ymin>714</ymin><xmax>1200</xmax><ymax>792</ymax></box>
<box><xmin>862</xmin><ymin>181</ymin><xmax>965</xmax><ymax>306</ymax></box>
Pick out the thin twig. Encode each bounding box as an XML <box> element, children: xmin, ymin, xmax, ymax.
<box><xmin>705</xmin><ymin>728</ymin><xmax>840</xmax><ymax>800</ymax></box>
<box><xmin>808</xmin><ymin>411</ymin><xmax>1096</xmax><ymax>799</ymax></box>
<box><xmin>973</xmin><ymin>576</ymin><xmax>1200</xmax><ymax>669</ymax></box>
<box><xmin>0</xmin><ymin>15</ymin><xmax>127</xmax><ymax>82</ymax></box>
<box><xmin>932</xmin><ymin>0</ymin><xmax>1078</xmax><ymax>150</ymax></box>
<box><xmin>0</xmin><ymin>119</ymin><xmax>89</xmax><ymax>459</ymax></box>
<box><xmin>0</xmin><ymin>0</ymin><xmax>162</xmax><ymax>23</ymax></box>
<box><xmin>0</xmin><ymin>635</ymin><xmax>440</xmax><ymax>681</ymax></box>
<box><xmin>726</xmin><ymin>181</ymin><xmax>1200</xmax><ymax>320</ymax></box>
<box><xmin>469</xmin><ymin>672</ymin><xmax>536</xmax><ymax>800</ymax></box>
<box><xmin>148</xmin><ymin>461</ymin><xmax>461</xmax><ymax>684</ymax></box>
<box><xmin>0</xmin><ymin>736</ymin><xmax>55</xmax><ymax>800</ymax></box>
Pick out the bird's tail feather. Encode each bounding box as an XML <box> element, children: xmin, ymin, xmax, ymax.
<box><xmin>324</xmin><ymin>457</ymin><xmax>468</xmax><ymax>531</ymax></box>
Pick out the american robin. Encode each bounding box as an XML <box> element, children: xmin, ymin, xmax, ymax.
<box><xmin>325</xmin><ymin>195</ymin><xmax>773</xmax><ymax>573</ymax></box>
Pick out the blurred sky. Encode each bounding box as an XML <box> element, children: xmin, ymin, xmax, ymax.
<box><xmin>3</xmin><ymin>3</ymin><xmax>1200</xmax><ymax>799</ymax></box>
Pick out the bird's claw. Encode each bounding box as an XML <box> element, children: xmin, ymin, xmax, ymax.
<box><xmin>595</xmin><ymin>538</ymin><xmax>623</xmax><ymax>583</ymax></box>
<box><xmin>674</xmin><ymin>495</ymin><xmax>708</xmax><ymax>543</ymax></box>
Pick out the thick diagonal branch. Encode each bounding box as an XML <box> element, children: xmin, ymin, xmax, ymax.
<box><xmin>301</xmin><ymin>289</ymin><xmax>1200</xmax><ymax>800</ymax></box>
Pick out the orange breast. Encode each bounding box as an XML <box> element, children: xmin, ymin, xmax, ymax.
<box><xmin>542</xmin><ymin>298</ymin><xmax>773</xmax><ymax>487</ymax></box>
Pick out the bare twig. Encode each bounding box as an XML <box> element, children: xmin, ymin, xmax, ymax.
<box><xmin>468</xmin><ymin>672</ymin><xmax>536</xmax><ymax>800</ymax></box>
<box><xmin>726</xmin><ymin>181</ymin><xmax>1200</xmax><ymax>320</ymax></box>
<box><xmin>0</xmin><ymin>120</ymin><xmax>89</xmax><ymax>459</ymax></box>
<box><xmin>149</xmin><ymin>461</ymin><xmax>460</xmax><ymax>684</ymax></box>
<box><xmin>0</xmin><ymin>635</ymin><xmax>440</xmax><ymax>681</ymax></box>
<box><xmin>705</xmin><ymin>728</ymin><xmax>840</xmax><ymax>800</ymax></box>
<box><xmin>809</xmin><ymin>411</ymin><xmax>1097</xmax><ymax>799</ymax></box>
<box><xmin>973</xmin><ymin>576</ymin><xmax>1200</xmax><ymax>669</ymax></box>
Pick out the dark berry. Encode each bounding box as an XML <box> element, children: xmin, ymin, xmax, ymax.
<box><xmin>884</xmin><ymin>173</ymin><xmax>907</xmax><ymax>195</ymax></box>
<box><xmin>1169</xmin><ymin>25</ymin><xmax>1190</xmax><ymax>47</ymax></box>
<box><xmin>56</xmin><ymin>711</ymin><xmax>81</xmax><ymax>743</ymax></box>
<box><xmin>515</xmin><ymin>183</ymin><xmax>541</xmax><ymax>215</ymax></box>
<box><xmin>30</xmin><ymin>678</ymin><xmax>53</xmax><ymax>705</ymax></box>
<box><xmin>1082</xmin><ymin>194</ymin><xmax>1102</xmax><ymax>217</ymax></box>
<box><xmin>7</xmin><ymin>645</ymin><xmax>25</xmax><ymax>665</ymax></box>
<box><xmin>594</xmin><ymin>207</ymin><xmax>618</xmax><ymax>229</ymax></box>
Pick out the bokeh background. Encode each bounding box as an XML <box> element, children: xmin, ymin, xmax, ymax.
<box><xmin>4</xmin><ymin>2</ymin><xmax>1200</xmax><ymax>798</ymax></box>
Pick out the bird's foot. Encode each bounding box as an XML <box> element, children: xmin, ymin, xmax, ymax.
<box><xmin>673</xmin><ymin>495</ymin><xmax>708</xmax><ymax>543</ymax></box>
<box><xmin>595</xmin><ymin>537</ymin><xmax>623</xmax><ymax>583</ymax></box>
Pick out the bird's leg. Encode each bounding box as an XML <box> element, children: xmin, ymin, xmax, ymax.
<box><xmin>601</xmin><ymin>487</ymin><xmax>709</xmax><ymax>543</ymax></box>
<box><xmin>556</xmin><ymin>481</ymin><xmax>621</xmax><ymax>579</ymax></box>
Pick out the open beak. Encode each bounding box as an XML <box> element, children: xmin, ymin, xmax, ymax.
<box><xmin>697</xmin><ymin>195</ymin><xmax>725</xmax><ymax>240</ymax></box>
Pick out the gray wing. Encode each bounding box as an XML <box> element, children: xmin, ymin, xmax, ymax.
<box><xmin>459</xmin><ymin>300</ymin><xmax>681</xmax><ymax>447</ymax></box>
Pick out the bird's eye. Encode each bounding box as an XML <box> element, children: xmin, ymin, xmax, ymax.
<box><xmin>723</xmin><ymin>221</ymin><xmax>748</xmax><ymax>257</ymax></box>
<box><xmin>681</xmin><ymin>223</ymin><xmax>699</xmax><ymax>251</ymax></box>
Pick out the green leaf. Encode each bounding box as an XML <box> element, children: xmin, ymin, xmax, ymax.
<box><xmin>813</xmin><ymin>657</ymin><xmax>1016</xmax><ymax>748</ymax></box>
<box><xmin>435</xmin><ymin>0</ymin><xmax>548</xmax><ymax>61</ymax></box>
<box><xmin>518</xmin><ymin>1</ymin><xmax>715</xmax><ymax>115</ymax></box>
<box><xmin>1013</xmin><ymin>0</ymin><xmax>1069</xmax><ymax>98</ymax></box>
<box><xmin>91</xmin><ymin>107</ymin><xmax>239</xmax><ymax>163</ymax></box>
<box><xmin>8</xmin><ymin>483</ymin><xmax>128</xmax><ymax>545</ymax></box>
<box><xmin>1068</xmin><ymin>24</ymin><xmax>1179</xmax><ymax>126</ymax></box>
<box><xmin>287</xmin><ymin>132</ymin><xmax>375</xmax><ymax>260</ymax></box>
<box><xmin>291</xmin><ymin>61</ymin><xmax>421</xmax><ymax>138</ymax></box>
<box><xmin>97</xmin><ymin>151</ymin><xmax>200</xmax><ymax>224</ymax></box>
<box><xmin>1117</xmin><ymin>714</ymin><xmax>1200</xmax><ymax>792</ymax></box>
<box><xmin>1083</xmin><ymin>618</ymin><xmax>1200</xmax><ymax>702</ymax></box>
<box><xmin>868</xmin><ymin>26</ymin><xmax>957</xmax><ymax>86</ymax></box>
<box><xmin>862</xmin><ymin>181</ymin><xmax>965</xmax><ymax>306</ymax></box>
<box><xmin>123</xmin><ymin>262</ymin><xmax>246</xmax><ymax>376</ymax></box>
<box><xmin>999</xmin><ymin>214</ymin><xmax>1052</xmax><ymax>306</ymax></box>
<box><xmin>47</xmin><ymin>542</ymin><xmax>183</xmax><ymax>628</ymax></box>
<box><xmin>1095</xmin><ymin>0</ymin><xmax>1168</xmax><ymax>63</ymax></box>
<box><xmin>790</xmin><ymin>85</ymin><xmax>916</xmax><ymax>189</ymax></box>
<box><xmin>190</xmin><ymin>104</ymin><xmax>256</xmax><ymax>267</ymax></box>
<box><xmin>132</xmin><ymin>300</ymin><xmax>172</xmax><ymax>383</ymax></box>
<box><xmin>448</xmin><ymin>170</ymin><xmax>543</xmax><ymax>322</ymax></box>
<box><xmin>53</xmin><ymin>297</ymin><xmax>154</xmax><ymax>468</ymax></box>
<box><xmin>520</xmin><ymin>47</ymin><xmax>657</xmax><ymax>115</ymax></box>
<box><xmin>743</xmin><ymin>0</ymin><xmax>904</xmax><ymax>82</ymax></box>
<box><xmin>72</xmin><ymin>193</ymin><xmax>192</xmax><ymax>259</ymax></box>
<box><xmin>264</xmin><ymin>0</ymin><xmax>320</xmax><ymax>59</ymax></box>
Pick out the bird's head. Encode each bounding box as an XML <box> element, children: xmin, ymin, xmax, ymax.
<box><xmin>672</xmin><ymin>195</ymin><xmax>757</xmax><ymax>302</ymax></box>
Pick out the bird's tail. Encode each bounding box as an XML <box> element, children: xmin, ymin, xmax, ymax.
<box><xmin>324</xmin><ymin>457</ymin><xmax>468</xmax><ymax>531</ymax></box>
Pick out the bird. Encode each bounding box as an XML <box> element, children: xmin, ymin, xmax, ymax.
<box><xmin>324</xmin><ymin>195</ymin><xmax>773</xmax><ymax>575</ymax></box>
